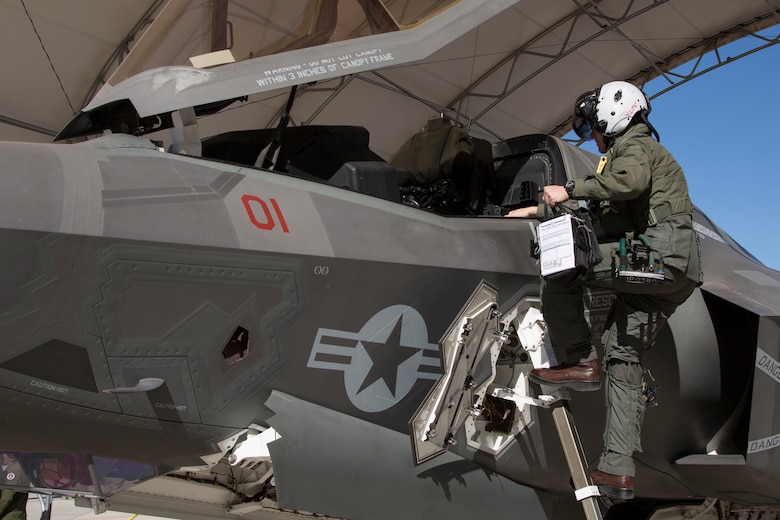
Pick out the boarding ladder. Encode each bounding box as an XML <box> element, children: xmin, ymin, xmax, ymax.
<box><xmin>514</xmin><ymin>303</ymin><xmax>603</xmax><ymax>520</ymax></box>
<box><xmin>531</xmin><ymin>386</ymin><xmax>603</xmax><ymax>520</ymax></box>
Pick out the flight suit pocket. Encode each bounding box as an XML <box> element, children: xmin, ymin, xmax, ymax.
<box><xmin>643</xmin><ymin>221</ymin><xmax>672</xmax><ymax>260</ymax></box>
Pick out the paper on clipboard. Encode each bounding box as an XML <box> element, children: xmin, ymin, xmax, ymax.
<box><xmin>537</xmin><ymin>214</ymin><xmax>576</xmax><ymax>276</ymax></box>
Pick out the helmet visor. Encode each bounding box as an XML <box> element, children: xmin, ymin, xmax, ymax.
<box><xmin>572</xmin><ymin>89</ymin><xmax>601</xmax><ymax>139</ymax></box>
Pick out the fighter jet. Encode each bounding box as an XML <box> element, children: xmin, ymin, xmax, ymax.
<box><xmin>0</xmin><ymin>1</ymin><xmax>779</xmax><ymax>519</ymax></box>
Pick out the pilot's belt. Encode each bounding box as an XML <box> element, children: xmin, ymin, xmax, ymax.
<box><xmin>646</xmin><ymin>202</ymin><xmax>687</xmax><ymax>226</ymax></box>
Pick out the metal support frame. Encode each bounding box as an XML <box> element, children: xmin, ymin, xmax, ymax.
<box><xmin>289</xmin><ymin>1</ymin><xmax>780</xmax><ymax>142</ymax></box>
<box><xmin>70</xmin><ymin>0</ymin><xmax>780</xmax><ymax>148</ymax></box>
<box><xmin>0</xmin><ymin>114</ymin><xmax>57</xmax><ymax>137</ymax></box>
<box><xmin>37</xmin><ymin>494</ymin><xmax>53</xmax><ymax>520</ymax></box>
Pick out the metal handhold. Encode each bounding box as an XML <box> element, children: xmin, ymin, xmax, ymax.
<box><xmin>103</xmin><ymin>377</ymin><xmax>166</xmax><ymax>394</ymax></box>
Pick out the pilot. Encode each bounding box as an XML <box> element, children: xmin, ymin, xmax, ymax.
<box><xmin>507</xmin><ymin>81</ymin><xmax>702</xmax><ymax>500</ymax></box>
<box><xmin>1</xmin><ymin>452</ymin><xmax>28</xmax><ymax>520</ymax></box>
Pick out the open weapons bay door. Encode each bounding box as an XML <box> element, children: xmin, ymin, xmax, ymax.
<box><xmin>410</xmin><ymin>282</ymin><xmax>502</xmax><ymax>464</ymax></box>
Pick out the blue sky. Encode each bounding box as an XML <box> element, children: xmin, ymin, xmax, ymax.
<box><xmin>571</xmin><ymin>33</ymin><xmax>780</xmax><ymax>271</ymax></box>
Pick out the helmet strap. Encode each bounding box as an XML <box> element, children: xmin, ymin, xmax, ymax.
<box><xmin>638</xmin><ymin>109</ymin><xmax>660</xmax><ymax>142</ymax></box>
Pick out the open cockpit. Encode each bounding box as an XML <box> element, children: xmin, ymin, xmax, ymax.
<box><xmin>56</xmin><ymin>99</ymin><xmax>599</xmax><ymax>217</ymax></box>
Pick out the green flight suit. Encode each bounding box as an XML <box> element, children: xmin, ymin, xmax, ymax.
<box><xmin>541</xmin><ymin>123</ymin><xmax>702</xmax><ymax>478</ymax></box>
<box><xmin>1</xmin><ymin>458</ymin><xmax>28</xmax><ymax>520</ymax></box>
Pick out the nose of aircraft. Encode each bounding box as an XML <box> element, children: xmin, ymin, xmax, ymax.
<box><xmin>0</xmin><ymin>141</ymin><xmax>68</xmax><ymax>234</ymax></box>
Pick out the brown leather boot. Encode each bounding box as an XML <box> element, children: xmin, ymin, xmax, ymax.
<box><xmin>528</xmin><ymin>360</ymin><xmax>601</xmax><ymax>391</ymax></box>
<box><xmin>591</xmin><ymin>470</ymin><xmax>635</xmax><ymax>500</ymax></box>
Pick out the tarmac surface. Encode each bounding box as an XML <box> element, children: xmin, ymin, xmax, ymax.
<box><xmin>26</xmin><ymin>495</ymin><xmax>173</xmax><ymax>520</ymax></box>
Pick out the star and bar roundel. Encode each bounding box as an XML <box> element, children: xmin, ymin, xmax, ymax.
<box><xmin>307</xmin><ymin>305</ymin><xmax>441</xmax><ymax>412</ymax></box>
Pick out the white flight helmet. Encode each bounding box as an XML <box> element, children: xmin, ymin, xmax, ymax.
<box><xmin>572</xmin><ymin>81</ymin><xmax>649</xmax><ymax>140</ymax></box>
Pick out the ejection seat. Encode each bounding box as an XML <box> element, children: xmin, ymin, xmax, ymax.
<box><xmin>391</xmin><ymin>115</ymin><xmax>495</xmax><ymax>215</ymax></box>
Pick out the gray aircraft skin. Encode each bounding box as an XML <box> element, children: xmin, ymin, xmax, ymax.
<box><xmin>1</xmin><ymin>2</ymin><xmax>780</xmax><ymax>520</ymax></box>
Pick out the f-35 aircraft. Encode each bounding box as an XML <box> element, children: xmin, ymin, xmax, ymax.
<box><xmin>1</xmin><ymin>1</ymin><xmax>779</xmax><ymax>519</ymax></box>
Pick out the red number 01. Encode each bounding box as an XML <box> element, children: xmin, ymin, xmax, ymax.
<box><xmin>241</xmin><ymin>194</ymin><xmax>290</xmax><ymax>233</ymax></box>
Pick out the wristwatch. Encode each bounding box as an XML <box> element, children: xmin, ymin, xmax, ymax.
<box><xmin>564</xmin><ymin>180</ymin><xmax>575</xmax><ymax>197</ymax></box>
